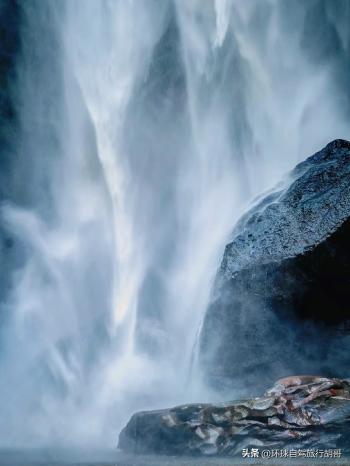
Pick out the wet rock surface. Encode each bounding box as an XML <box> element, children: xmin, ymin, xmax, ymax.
<box><xmin>221</xmin><ymin>139</ymin><xmax>350</xmax><ymax>278</ymax></box>
<box><xmin>118</xmin><ymin>376</ymin><xmax>350</xmax><ymax>456</ymax></box>
<box><xmin>199</xmin><ymin>140</ymin><xmax>350</xmax><ymax>392</ymax></box>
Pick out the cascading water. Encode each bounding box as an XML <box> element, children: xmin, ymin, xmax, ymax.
<box><xmin>0</xmin><ymin>0</ymin><xmax>349</xmax><ymax>448</ymax></box>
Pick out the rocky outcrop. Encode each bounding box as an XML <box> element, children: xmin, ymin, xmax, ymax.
<box><xmin>119</xmin><ymin>376</ymin><xmax>350</xmax><ymax>456</ymax></box>
<box><xmin>221</xmin><ymin>139</ymin><xmax>350</xmax><ymax>278</ymax></box>
<box><xmin>199</xmin><ymin>140</ymin><xmax>350</xmax><ymax>393</ymax></box>
<box><xmin>119</xmin><ymin>140</ymin><xmax>350</xmax><ymax>457</ymax></box>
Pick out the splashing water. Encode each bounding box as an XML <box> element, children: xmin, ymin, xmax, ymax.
<box><xmin>0</xmin><ymin>0</ymin><xmax>349</xmax><ymax>447</ymax></box>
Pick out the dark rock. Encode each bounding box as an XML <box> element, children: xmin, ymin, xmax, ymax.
<box><xmin>119</xmin><ymin>376</ymin><xmax>350</xmax><ymax>456</ymax></box>
<box><xmin>221</xmin><ymin>139</ymin><xmax>350</xmax><ymax>278</ymax></box>
<box><xmin>199</xmin><ymin>140</ymin><xmax>350</xmax><ymax>394</ymax></box>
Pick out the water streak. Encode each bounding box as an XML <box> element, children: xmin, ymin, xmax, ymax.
<box><xmin>0</xmin><ymin>0</ymin><xmax>349</xmax><ymax>447</ymax></box>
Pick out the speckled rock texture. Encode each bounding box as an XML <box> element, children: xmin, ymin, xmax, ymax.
<box><xmin>119</xmin><ymin>376</ymin><xmax>350</xmax><ymax>456</ymax></box>
<box><xmin>199</xmin><ymin>140</ymin><xmax>350</xmax><ymax>393</ymax></box>
<box><xmin>221</xmin><ymin>139</ymin><xmax>350</xmax><ymax>278</ymax></box>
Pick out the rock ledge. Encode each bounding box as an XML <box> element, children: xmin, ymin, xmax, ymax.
<box><xmin>118</xmin><ymin>376</ymin><xmax>350</xmax><ymax>456</ymax></box>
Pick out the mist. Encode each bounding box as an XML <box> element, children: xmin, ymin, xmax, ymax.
<box><xmin>0</xmin><ymin>0</ymin><xmax>349</xmax><ymax>448</ymax></box>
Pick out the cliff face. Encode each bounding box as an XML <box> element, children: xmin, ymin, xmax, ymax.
<box><xmin>199</xmin><ymin>140</ymin><xmax>350</xmax><ymax>394</ymax></box>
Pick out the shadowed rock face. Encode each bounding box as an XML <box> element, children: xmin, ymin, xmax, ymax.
<box><xmin>119</xmin><ymin>376</ymin><xmax>350</xmax><ymax>456</ymax></box>
<box><xmin>221</xmin><ymin>139</ymin><xmax>350</xmax><ymax>278</ymax></box>
<box><xmin>199</xmin><ymin>140</ymin><xmax>350</xmax><ymax>394</ymax></box>
<box><xmin>119</xmin><ymin>141</ymin><xmax>350</xmax><ymax>456</ymax></box>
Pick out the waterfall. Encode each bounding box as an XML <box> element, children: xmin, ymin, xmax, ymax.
<box><xmin>0</xmin><ymin>0</ymin><xmax>349</xmax><ymax>447</ymax></box>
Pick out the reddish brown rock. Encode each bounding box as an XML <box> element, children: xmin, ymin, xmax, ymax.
<box><xmin>119</xmin><ymin>376</ymin><xmax>350</xmax><ymax>456</ymax></box>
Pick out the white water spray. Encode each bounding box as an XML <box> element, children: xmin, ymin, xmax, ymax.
<box><xmin>0</xmin><ymin>0</ymin><xmax>349</xmax><ymax>447</ymax></box>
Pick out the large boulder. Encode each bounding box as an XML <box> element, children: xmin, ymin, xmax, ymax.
<box><xmin>119</xmin><ymin>376</ymin><xmax>350</xmax><ymax>456</ymax></box>
<box><xmin>199</xmin><ymin>139</ymin><xmax>350</xmax><ymax>394</ymax></box>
